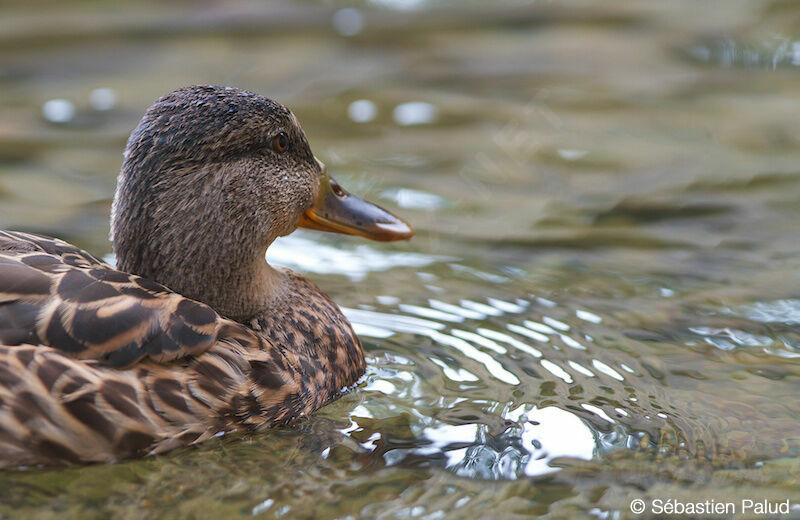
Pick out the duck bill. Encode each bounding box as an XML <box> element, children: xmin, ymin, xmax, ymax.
<box><xmin>298</xmin><ymin>162</ymin><xmax>414</xmax><ymax>242</ymax></box>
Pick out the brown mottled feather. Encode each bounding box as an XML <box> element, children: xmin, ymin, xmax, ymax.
<box><xmin>0</xmin><ymin>231</ymin><xmax>364</xmax><ymax>467</ymax></box>
<box><xmin>0</xmin><ymin>231</ymin><xmax>220</xmax><ymax>366</ymax></box>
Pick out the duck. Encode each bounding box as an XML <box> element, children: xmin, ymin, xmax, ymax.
<box><xmin>0</xmin><ymin>85</ymin><xmax>414</xmax><ymax>467</ymax></box>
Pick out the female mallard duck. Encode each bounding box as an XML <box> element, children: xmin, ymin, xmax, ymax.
<box><xmin>0</xmin><ymin>85</ymin><xmax>413</xmax><ymax>467</ymax></box>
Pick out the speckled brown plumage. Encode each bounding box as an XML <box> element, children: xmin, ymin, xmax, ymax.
<box><xmin>0</xmin><ymin>230</ymin><xmax>362</xmax><ymax>467</ymax></box>
<box><xmin>0</xmin><ymin>85</ymin><xmax>409</xmax><ymax>467</ymax></box>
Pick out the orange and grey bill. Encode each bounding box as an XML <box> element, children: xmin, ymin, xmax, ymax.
<box><xmin>298</xmin><ymin>159</ymin><xmax>415</xmax><ymax>242</ymax></box>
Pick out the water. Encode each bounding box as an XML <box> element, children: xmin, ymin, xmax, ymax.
<box><xmin>2</xmin><ymin>0</ymin><xmax>800</xmax><ymax>517</ymax></box>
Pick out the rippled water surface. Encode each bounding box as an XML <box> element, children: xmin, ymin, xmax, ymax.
<box><xmin>2</xmin><ymin>0</ymin><xmax>800</xmax><ymax>518</ymax></box>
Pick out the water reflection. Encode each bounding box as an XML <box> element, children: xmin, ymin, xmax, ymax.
<box><xmin>89</xmin><ymin>88</ymin><xmax>117</xmax><ymax>111</ymax></box>
<box><xmin>332</xmin><ymin>8</ymin><xmax>365</xmax><ymax>36</ymax></box>
<box><xmin>41</xmin><ymin>99</ymin><xmax>75</xmax><ymax>123</ymax></box>
<box><xmin>347</xmin><ymin>99</ymin><xmax>377</xmax><ymax>123</ymax></box>
<box><xmin>392</xmin><ymin>102</ymin><xmax>438</xmax><ymax>126</ymax></box>
<box><xmin>380</xmin><ymin>188</ymin><xmax>447</xmax><ymax>210</ymax></box>
<box><xmin>268</xmin><ymin>232</ymin><xmax>452</xmax><ymax>281</ymax></box>
<box><xmin>688</xmin><ymin>36</ymin><xmax>800</xmax><ymax>69</ymax></box>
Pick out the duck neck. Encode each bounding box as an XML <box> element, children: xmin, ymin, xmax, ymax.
<box><xmin>114</xmin><ymin>223</ymin><xmax>288</xmax><ymax>323</ymax></box>
<box><xmin>192</xmin><ymin>246</ymin><xmax>288</xmax><ymax>323</ymax></box>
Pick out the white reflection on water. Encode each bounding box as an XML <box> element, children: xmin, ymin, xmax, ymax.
<box><xmin>559</xmin><ymin>333</ymin><xmax>586</xmax><ymax>350</ymax></box>
<box><xmin>689</xmin><ymin>326</ymin><xmax>772</xmax><ymax>351</ymax></box>
<box><xmin>268</xmin><ymin>232</ymin><xmax>452</xmax><ymax>281</ymax></box>
<box><xmin>89</xmin><ymin>87</ymin><xmax>117</xmax><ymax>111</ymax></box>
<box><xmin>380</xmin><ymin>188</ymin><xmax>446</xmax><ymax>210</ymax></box>
<box><xmin>369</xmin><ymin>0</ymin><xmax>427</xmax><ymax>10</ymax></box>
<box><xmin>42</xmin><ymin>99</ymin><xmax>75</xmax><ymax>123</ymax></box>
<box><xmin>412</xmin><ymin>412</ymin><xmax>595</xmax><ymax>479</ymax></box>
<box><xmin>332</xmin><ymin>8</ymin><xmax>364</xmax><ymax>37</ymax></box>
<box><xmin>345</xmin><ymin>305</ymin><xmax>520</xmax><ymax>385</ymax></box>
<box><xmin>365</xmin><ymin>379</ymin><xmax>397</xmax><ymax>395</ymax></box>
<box><xmin>347</xmin><ymin>99</ymin><xmax>377</xmax><ymax>123</ymax></box>
<box><xmin>461</xmin><ymin>299</ymin><xmax>503</xmax><ymax>317</ymax></box>
<box><xmin>429</xmin><ymin>358</ymin><xmax>479</xmax><ymax>382</ymax></box>
<box><xmin>392</xmin><ymin>102</ymin><xmax>438</xmax><ymax>126</ymax></box>
<box><xmin>524</xmin><ymin>320</ymin><xmax>557</xmax><ymax>335</ymax></box>
<box><xmin>343</xmin><ymin>308</ymin><xmax>445</xmax><ymax>335</ymax></box>
<box><xmin>576</xmin><ymin>309</ymin><xmax>602</xmax><ymax>324</ymax></box>
<box><xmin>512</xmin><ymin>405</ymin><xmax>596</xmax><ymax>477</ymax></box>
<box><xmin>742</xmin><ymin>299</ymin><xmax>800</xmax><ymax>324</ymax></box>
<box><xmin>429</xmin><ymin>299</ymin><xmax>484</xmax><ymax>320</ymax></box>
<box><xmin>507</xmin><ymin>323</ymin><xmax>549</xmax><ymax>343</ymax></box>
<box><xmin>451</xmin><ymin>329</ymin><xmax>506</xmax><ymax>354</ymax></box>
<box><xmin>398</xmin><ymin>303</ymin><xmax>464</xmax><ymax>323</ymax></box>
<box><xmin>450</xmin><ymin>264</ymin><xmax>510</xmax><ymax>283</ymax></box>
<box><xmin>581</xmin><ymin>404</ymin><xmax>615</xmax><ymax>424</ymax></box>
<box><xmin>591</xmin><ymin>360</ymin><xmax>625</xmax><ymax>381</ymax></box>
<box><xmin>477</xmin><ymin>328</ymin><xmax>542</xmax><ymax>358</ymax></box>
<box><xmin>568</xmin><ymin>360</ymin><xmax>595</xmax><ymax>378</ymax></box>
<box><xmin>418</xmin><ymin>423</ymin><xmax>478</xmax><ymax>456</ymax></box>
<box><xmin>430</xmin><ymin>331</ymin><xmax>519</xmax><ymax>385</ymax></box>
<box><xmin>488</xmin><ymin>297</ymin><xmax>528</xmax><ymax>313</ymax></box>
<box><xmin>542</xmin><ymin>316</ymin><xmax>570</xmax><ymax>331</ymax></box>
<box><xmin>556</xmin><ymin>149</ymin><xmax>588</xmax><ymax>161</ymax></box>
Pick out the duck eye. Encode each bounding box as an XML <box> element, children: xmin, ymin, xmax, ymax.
<box><xmin>330</xmin><ymin>179</ymin><xmax>346</xmax><ymax>197</ymax></box>
<box><xmin>272</xmin><ymin>132</ymin><xmax>288</xmax><ymax>153</ymax></box>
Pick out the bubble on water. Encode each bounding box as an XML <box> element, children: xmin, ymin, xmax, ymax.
<box><xmin>393</xmin><ymin>102</ymin><xmax>438</xmax><ymax>126</ymax></box>
<box><xmin>347</xmin><ymin>99</ymin><xmax>377</xmax><ymax>123</ymax></box>
<box><xmin>89</xmin><ymin>88</ymin><xmax>117</xmax><ymax>111</ymax></box>
<box><xmin>42</xmin><ymin>99</ymin><xmax>75</xmax><ymax>123</ymax></box>
<box><xmin>332</xmin><ymin>8</ymin><xmax>364</xmax><ymax>37</ymax></box>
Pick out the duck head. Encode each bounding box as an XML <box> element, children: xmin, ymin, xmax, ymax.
<box><xmin>111</xmin><ymin>85</ymin><xmax>413</xmax><ymax>320</ymax></box>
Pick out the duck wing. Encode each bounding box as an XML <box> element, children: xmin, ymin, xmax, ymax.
<box><xmin>0</xmin><ymin>231</ymin><xmax>223</xmax><ymax>367</ymax></box>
